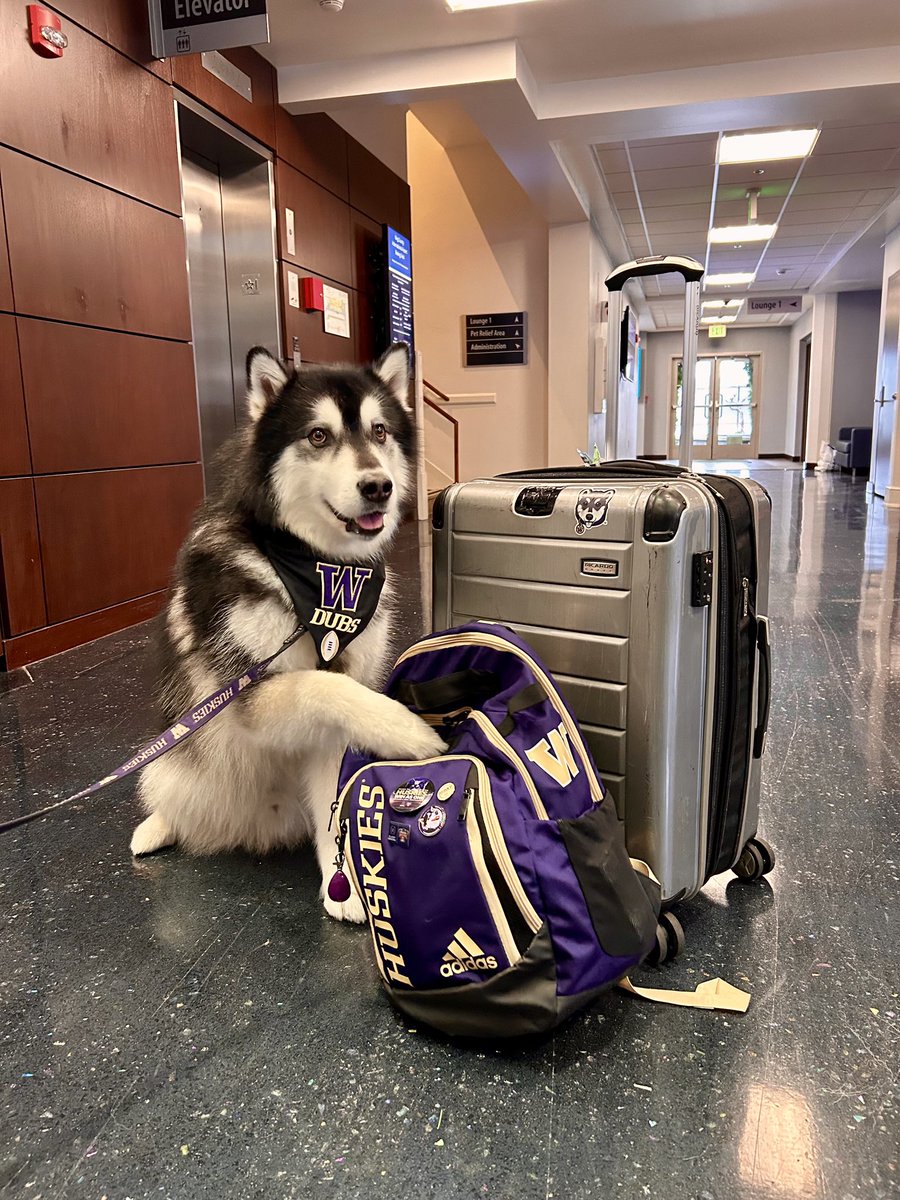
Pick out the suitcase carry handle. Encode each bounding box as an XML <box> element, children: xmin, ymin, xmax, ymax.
<box><xmin>499</xmin><ymin>462</ymin><xmax>696</xmax><ymax>482</ymax></box>
<box><xmin>753</xmin><ymin>617</ymin><xmax>771</xmax><ymax>758</ymax></box>
<box><xmin>605</xmin><ymin>254</ymin><xmax>704</xmax><ymax>292</ymax></box>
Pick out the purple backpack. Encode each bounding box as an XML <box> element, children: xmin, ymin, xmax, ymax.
<box><xmin>336</xmin><ymin>621</ymin><xmax>660</xmax><ymax>1037</ymax></box>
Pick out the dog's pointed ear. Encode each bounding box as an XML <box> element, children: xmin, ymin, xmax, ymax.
<box><xmin>246</xmin><ymin>347</ymin><xmax>289</xmax><ymax>421</ymax></box>
<box><xmin>373</xmin><ymin>343</ymin><xmax>411</xmax><ymax>409</ymax></box>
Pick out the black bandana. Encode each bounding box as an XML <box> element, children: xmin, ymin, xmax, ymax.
<box><xmin>253</xmin><ymin>524</ymin><xmax>385</xmax><ymax>666</ymax></box>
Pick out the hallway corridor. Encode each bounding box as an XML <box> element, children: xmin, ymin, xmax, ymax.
<box><xmin>0</xmin><ymin>469</ymin><xmax>897</xmax><ymax>1199</ymax></box>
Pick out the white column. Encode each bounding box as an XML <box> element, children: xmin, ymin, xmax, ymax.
<box><xmin>804</xmin><ymin>293</ymin><xmax>838</xmax><ymax>467</ymax></box>
<box><xmin>547</xmin><ymin>223</ymin><xmax>595</xmax><ymax>465</ymax></box>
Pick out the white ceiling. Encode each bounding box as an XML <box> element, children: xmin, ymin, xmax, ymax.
<box><xmin>261</xmin><ymin>0</ymin><xmax>900</xmax><ymax>329</ymax></box>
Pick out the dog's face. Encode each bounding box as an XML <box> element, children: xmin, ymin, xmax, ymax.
<box><xmin>246</xmin><ymin>344</ymin><xmax>415</xmax><ymax>560</ymax></box>
<box><xmin>574</xmin><ymin>488</ymin><xmax>614</xmax><ymax>535</ymax></box>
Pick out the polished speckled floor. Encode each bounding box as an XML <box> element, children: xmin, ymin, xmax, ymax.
<box><xmin>1</xmin><ymin>472</ymin><xmax>898</xmax><ymax>1200</ymax></box>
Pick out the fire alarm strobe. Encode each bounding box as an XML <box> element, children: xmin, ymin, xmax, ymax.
<box><xmin>28</xmin><ymin>5</ymin><xmax>68</xmax><ymax>57</ymax></box>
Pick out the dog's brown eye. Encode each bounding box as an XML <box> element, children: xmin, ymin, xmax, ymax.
<box><xmin>373</xmin><ymin>423</ymin><xmax>387</xmax><ymax>443</ymax></box>
<box><xmin>308</xmin><ymin>428</ymin><xmax>328</xmax><ymax>447</ymax></box>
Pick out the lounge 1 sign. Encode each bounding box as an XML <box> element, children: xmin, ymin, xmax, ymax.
<box><xmin>148</xmin><ymin>0</ymin><xmax>269</xmax><ymax>58</ymax></box>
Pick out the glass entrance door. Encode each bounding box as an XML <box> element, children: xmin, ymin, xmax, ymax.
<box><xmin>670</xmin><ymin>355</ymin><xmax>759</xmax><ymax>459</ymax></box>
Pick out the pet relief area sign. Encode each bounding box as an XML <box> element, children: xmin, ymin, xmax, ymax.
<box><xmin>149</xmin><ymin>0</ymin><xmax>269</xmax><ymax>59</ymax></box>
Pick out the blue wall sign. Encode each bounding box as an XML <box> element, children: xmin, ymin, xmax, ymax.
<box><xmin>384</xmin><ymin>226</ymin><xmax>413</xmax><ymax>354</ymax></box>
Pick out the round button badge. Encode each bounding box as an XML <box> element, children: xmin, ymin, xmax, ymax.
<box><xmin>418</xmin><ymin>805</ymin><xmax>446</xmax><ymax>837</ymax></box>
<box><xmin>389</xmin><ymin>778</ymin><xmax>435</xmax><ymax>814</ymax></box>
<box><xmin>436</xmin><ymin>782</ymin><xmax>456</xmax><ymax>803</ymax></box>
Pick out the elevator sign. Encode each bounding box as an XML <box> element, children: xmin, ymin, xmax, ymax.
<box><xmin>148</xmin><ymin>0</ymin><xmax>269</xmax><ymax>59</ymax></box>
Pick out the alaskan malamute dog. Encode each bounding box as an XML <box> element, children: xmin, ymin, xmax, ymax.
<box><xmin>131</xmin><ymin>344</ymin><xmax>445</xmax><ymax>922</ymax></box>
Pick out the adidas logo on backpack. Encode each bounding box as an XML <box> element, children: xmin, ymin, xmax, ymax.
<box><xmin>440</xmin><ymin>928</ymin><xmax>499</xmax><ymax>978</ymax></box>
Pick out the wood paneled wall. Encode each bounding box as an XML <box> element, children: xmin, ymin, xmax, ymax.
<box><xmin>0</xmin><ymin>3</ymin><xmax>409</xmax><ymax>669</ymax></box>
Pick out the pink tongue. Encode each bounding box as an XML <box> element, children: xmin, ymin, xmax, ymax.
<box><xmin>356</xmin><ymin>511</ymin><xmax>385</xmax><ymax>531</ymax></box>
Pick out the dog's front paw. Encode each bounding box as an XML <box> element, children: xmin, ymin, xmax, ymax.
<box><xmin>368</xmin><ymin>706</ymin><xmax>447</xmax><ymax>761</ymax></box>
<box><xmin>323</xmin><ymin>891</ymin><xmax>367</xmax><ymax>924</ymax></box>
<box><xmin>131</xmin><ymin>812</ymin><xmax>176</xmax><ymax>856</ymax></box>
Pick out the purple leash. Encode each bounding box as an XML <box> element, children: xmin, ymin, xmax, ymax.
<box><xmin>0</xmin><ymin>626</ymin><xmax>305</xmax><ymax>835</ymax></box>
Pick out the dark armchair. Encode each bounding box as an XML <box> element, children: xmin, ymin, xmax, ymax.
<box><xmin>833</xmin><ymin>426</ymin><xmax>872</xmax><ymax>475</ymax></box>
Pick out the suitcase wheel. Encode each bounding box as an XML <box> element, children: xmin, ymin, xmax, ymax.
<box><xmin>733</xmin><ymin>837</ymin><xmax>776</xmax><ymax>882</ymax></box>
<box><xmin>646</xmin><ymin>912</ymin><xmax>686</xmax><ymax>966</ymax></box>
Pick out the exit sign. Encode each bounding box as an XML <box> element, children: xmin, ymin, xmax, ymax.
<box><xmin>707</xmin><ymin>323</ymin><xmax>728</xmax><ymax>339</ymax></box>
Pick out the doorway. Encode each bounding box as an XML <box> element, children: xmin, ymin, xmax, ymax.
<box><xmin>669</xmin><ymin>354</ymin><xmax>760</xmax><ymax>459</ymax></box>
<box><xmin>872</xmin><ymin>270</ymin><xmax>900</xmax><ymax>498</ymax></box>
<box><xmin>177</xmin><ymin>102</ymin><xmax>280</xmax><ymax>485</ymax></box>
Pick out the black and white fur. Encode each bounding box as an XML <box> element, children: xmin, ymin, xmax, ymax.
<box><xmin>130</xmin><ymin>344</ymin><xmax>445</xmax><ymax>922</ymax></box>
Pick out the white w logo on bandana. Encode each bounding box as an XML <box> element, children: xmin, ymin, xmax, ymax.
<box><xmin>316</xmin><ymin>563</ymin><xmax>373</xmax><ymax>613</ymax></box>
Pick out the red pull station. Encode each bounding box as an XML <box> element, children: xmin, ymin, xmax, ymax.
<box><xmin>301</xmin><ymin>277</ymin><xmax>325</xmax><ymax>312</ymax></box>
<box><xmin>28</xmin><ymin>5</ymin><xmax>68</xmax><ymax>57</ymax></box>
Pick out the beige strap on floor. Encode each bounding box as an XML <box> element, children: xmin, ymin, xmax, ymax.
<box><xmin>619</xmin><ymin>975</ymin><xmax>751</xmax><ymax>1012</ymax></box>
<box><xmin>625</xmin><ymin>858</ymin><xmax>752</xmax><ymax>1013</ymax></box>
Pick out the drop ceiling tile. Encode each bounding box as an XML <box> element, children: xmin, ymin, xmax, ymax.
<box><xmin>593</xmin><ymin>146</ymin><xmax>629</xmax><ymax>174</ymax></box>
<box><xmin>640</xmin><ymin>186</ymin><xmax>718</xmax><ymax>208</ymax></box>
<box><xmin>815</xmin><ymin>123</ymin><xmax>900</xmax><ymax>154</ymax></box>
<box><xmin>794</xmin><ymin>172</ymin><xmax>900</xmax><ymax>194</ymax></box>
<box><xmin>804</xmin><ymin>148</ymin><xmax>900</xmax><ymax>176</ymax></box>
<box><xmin>633</xmin><ymin>164</ymin><xmax>717</xmax><ymax>191</ymax></box>
<box><xmin>628</xmin><ymin>139</ymin><xmax>718</xmax><ymax>172</ymax></box>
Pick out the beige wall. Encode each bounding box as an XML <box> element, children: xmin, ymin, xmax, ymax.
<box><xmin>408</xmin><ymin>113</ymin><xmax>549</xmax><ymax>480</ymax></box>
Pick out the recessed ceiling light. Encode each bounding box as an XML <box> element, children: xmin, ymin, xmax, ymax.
<box><xmin>446</xmin><ymin>0</ymin><xmax>541</xmax><ymax>9</ymax></box>
<box><xmin>718</xmin><ymin>129</ymin><xmax>819</xmax><ymax>164</ymax></box>
<box><xmin>705</xmin><ymin>272</ymin><xmax>756</xmax><ymax>287</ymax></box>
<box><xmin>701</xmin><ymin>315</ymin><xmax>737</xmax><ymax>325</ymax></box>
<box><xmin>702</xmin><ymin>299</ymin><xmax>743</xmax><ymax>310</ymax></box>
<box><xmin>709</xmin><ymin>223</ymin><xmax>777</xmax><ymax>244</ymax></box>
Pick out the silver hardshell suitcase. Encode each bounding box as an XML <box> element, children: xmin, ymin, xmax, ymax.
<box><xmin>431</xmin><ymin>256</ymin><xmax>773</xmax><ymax>916</ymax></box>
<box><xmin>431</xmin><ymin>466</ymin><xmax>772</xmax><ymax>908</ymax></box>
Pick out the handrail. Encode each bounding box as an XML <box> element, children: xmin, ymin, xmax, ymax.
<box><xmin>422</xmin><ymin>379</ymin><xmax>460</xmax><ymax>484</ymax></box>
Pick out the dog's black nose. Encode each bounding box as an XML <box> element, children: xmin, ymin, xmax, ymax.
<box><xmin>359</xmin><ymin>476</ymin><xmax>393</xmax><ymax>502</ymax></box>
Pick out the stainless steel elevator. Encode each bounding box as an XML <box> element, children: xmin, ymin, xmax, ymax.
<box><xmin>177</xmin><ymin>102</ymin><xmax>280</xmax><ymax>485</ymax></box>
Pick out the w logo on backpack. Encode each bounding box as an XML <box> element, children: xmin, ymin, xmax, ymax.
<box><xmin>525</xmin><ymin>722</ymin><xmax>580</xmax><ymax>787</ymax></box>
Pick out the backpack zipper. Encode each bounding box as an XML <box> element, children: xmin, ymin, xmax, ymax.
<box><xmin>468</xmin><ymin>758</ymin><xmax>542</xmax><ymax>935</ymax></box>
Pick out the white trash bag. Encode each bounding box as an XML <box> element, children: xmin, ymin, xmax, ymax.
<box><xmin>815</xmin><ymin>441</ymin><xmax>838</xmax><ymax>472</ymax></box>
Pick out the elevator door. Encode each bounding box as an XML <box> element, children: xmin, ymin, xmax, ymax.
<box><xmin>178</xmin><ymin>106</ymin><xmax>280</xmax><ymax>485</ymax></box>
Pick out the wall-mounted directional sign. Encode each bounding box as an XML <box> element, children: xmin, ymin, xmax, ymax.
<box><xmin>384</xmin><ymin>226</ymin><xmax>413</xmax><ymax>355</ymax></box>
<box><xmin>148</xmin><ymin>0</ymin><xmax>269</xmax><ymax>59</ymax></box>
<box><xmin>745</xmin><ymin>294</ymin><xmax>802</xmax><ymax>315</ymax></box>
<box><xmin>464</xmin><ymin>312</ymin><xmax>527</xmax><ymax>366</ymax></box>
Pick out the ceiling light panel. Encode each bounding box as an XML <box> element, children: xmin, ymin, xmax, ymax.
<box><xmin>718</xmin><ymin>129</ymin><xmax>819</xmax><ymax>164</ymax></box>
<box><xmin>702</xmin><ymin>299</ymin><xmax>743</xmax><ymax>310</ymax></box>
<box><xmin>446</xmin><ymin>0</ymin><xmax>541</xmax><ymax>9</ymax></box>
<box><xmin>708</xmin><ymin>223</ymin><xmax>778</xmax><ymax>244</ymax></box>
<box><xmin>705</xmin><ymin>272</ymin><xmax>757</xmax><ymax>287</ymax></box>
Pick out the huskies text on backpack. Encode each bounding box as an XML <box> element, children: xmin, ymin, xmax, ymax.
<box><xmin>335</xmin><ymin>621</ymin><xmax>668</xmax><ymax>1037</ymax></box>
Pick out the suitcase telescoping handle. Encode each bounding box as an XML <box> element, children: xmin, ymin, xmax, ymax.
<box><xmin>604</xmin><ymin>255</ymin><xmax>703</xmax><ymax>471</ymax></box>
<box><xmin>753</xmin><ymin>616</ymin><xmax>771</xmax><ymax>758</ymax></box>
